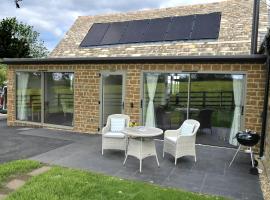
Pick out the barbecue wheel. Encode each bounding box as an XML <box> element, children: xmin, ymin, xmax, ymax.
<box><xmin>250</xmin><ymin>167</ymin><xmax>259</xmax><ymax>175</ymax></box>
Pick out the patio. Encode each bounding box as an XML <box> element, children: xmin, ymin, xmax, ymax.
<box><xmin>11</xmin><ymin>127</ymin><xmax>263</xmax><ymax>200</ymax></box>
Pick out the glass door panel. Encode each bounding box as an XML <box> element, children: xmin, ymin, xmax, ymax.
<box><xmin>44</xmin><ymin>72</ymin><xmax>74</xmax><ymax>126</ymax></box>
<box><xmin>142</xmin><ymin>73</ymin><xmax>189</xmax><ymax>130</ymax></box>
<box><xmin>190</xmin><ymin>73</ymin><xmax>244</xmax><ymax>148</ymax></box>
<box><xmin>101</xmin><ymin>73</ymin><xmax>124</xmax><ymax>127</ymax></box>
<box><xmin>16</xmin><ymin>72</ymin><xmax>41</xmax><ymax>122</ymax></box>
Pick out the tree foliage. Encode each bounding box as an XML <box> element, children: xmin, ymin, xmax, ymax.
<box><xmin>0</xmin><ymin>17</ymin><xmax>49</xmax><ymax>58</ymax></box>
<box><xmin>0</xmin><ymin>63</ymin><xmax>7</xmax><ymax>87</ymax></box>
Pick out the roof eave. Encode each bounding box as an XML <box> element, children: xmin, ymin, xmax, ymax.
<box><xmin>1</xmin><ymin>55</ymin><xmax>267</xmax><ymax>65</ymax></box>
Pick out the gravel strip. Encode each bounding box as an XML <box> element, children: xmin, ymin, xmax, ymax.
<box><xmin>259</xmin><ymin>160</ymin><xmax>270</xmax><ymax>200</ymax></box>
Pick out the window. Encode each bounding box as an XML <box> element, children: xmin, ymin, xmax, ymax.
<box><xmin>16</xmin><ymin>71</ymin><xmax>74</xmax><ymax>127</ymax></box>
<box><xmin>142</xmin><ymin>72</ymin><xmax>245</xmax><ymax>148</ymax></box>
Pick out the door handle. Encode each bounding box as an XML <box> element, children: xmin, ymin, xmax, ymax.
<box><xmin>122</xmin><ymin>102</ymin><xmax>125</xmax><ymax>109</ymax></box>
<box><xmin>241</xmin><ymin>106</ymin><xmax>244</xmax><ymax>115</ymax></box>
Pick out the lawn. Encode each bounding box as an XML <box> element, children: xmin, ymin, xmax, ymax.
<box><xmin>0</xmin><ymin>160</ymin><xmax>41</xmax><ymax>186</ymax></box>
<box><xmin>1</xmin><ymin>160</ymin><xmax>227</xmax><ymax>200</ymax></box>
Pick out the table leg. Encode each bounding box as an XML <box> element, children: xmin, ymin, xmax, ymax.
<box><xmin>140</xmin><ymin>159</ymin><xmax>142</xmax><ymax>173</ymax></box>
<box><xmin>124</xmin><ymin>137</ymin><xmax>160</xmax><ymax>172</ymax></box>
<box><xmin>139</xmin><ymin>137</ymin><xmax>142</xmax><ymax>172</ymax></box>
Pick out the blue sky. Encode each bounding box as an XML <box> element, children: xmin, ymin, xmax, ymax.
<box><xmin>0</xmin><ymin>0</ymin><xmax>221</xmax><ymax>52</ymax></box>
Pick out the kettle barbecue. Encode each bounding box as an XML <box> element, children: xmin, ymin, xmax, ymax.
<box><xmin>229</xmin><ymin>130</ymin><xmax>260</xmax><ymax>175</ymax></box>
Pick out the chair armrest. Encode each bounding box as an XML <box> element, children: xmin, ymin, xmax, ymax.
<box><xmin>102</xmin><ymin>126</ymin><xmax>110</xmax><ymax>134</ymax></box>
<box><xmin>164</xmin><ymin>129</ymin><xmax>179</xmax><ymax>138</ymax></box>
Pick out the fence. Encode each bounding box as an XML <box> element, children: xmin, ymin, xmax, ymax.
<box><xmin>156</xmin><ymin>91</ymin><xmax>235</xmax><ymax>109</ymax></box>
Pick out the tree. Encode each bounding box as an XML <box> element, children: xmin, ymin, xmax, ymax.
<box><xmin>0</xmin><ymin>63</ymin><xmax>7</xmax><ymax>86</ymax></box>
<box><xmin>0</xmin><ymin>17</ymin><xmax>49</xmax><ymax>58</ymax></box>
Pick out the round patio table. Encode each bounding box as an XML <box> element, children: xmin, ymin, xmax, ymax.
<box><xmin>122</xmin><ymin>126</ymin><xmax>163</xmax><ymax>172</ymax></box>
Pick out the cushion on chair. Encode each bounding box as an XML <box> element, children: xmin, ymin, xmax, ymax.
<box><xmin>181</xmin><ymin>123</ymin><xmax>195</xmax><ymax>136</ymax></box>
<box><xmin>110</xmin><ymin>118</ymin><xmax>125</xmax><ymax>132</ymax></box>
<box><xmin>103</xmin><ymin>132</ymin><xmax>125</xmax><ymax>139</ymax></box>
<box><xmin>166</xmin><ymin>136</ymin><xmax>177</xmax><ymax>143</ymax></box>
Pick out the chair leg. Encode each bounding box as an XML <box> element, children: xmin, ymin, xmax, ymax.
<box><xmin>175</xmin><ymin>157</ymin><xmax>177</xmax><ymax>165</ymax></box>
<box><xmin>123</xmin><ymin>155</ymin><xmax>128</xmax><ymax>165</ymax></box>
<box><xmin>102</xmin><ymin>148</ymin><xmax>104</xmax><ymax>155</ymax></box>
<box><xmin>140</xmin><ymin>159</ymin><xmax>142</xmax><ymax>173</ymax></box>
<box><xmin>194</xmin><ymin>155</ymin><xmax>197</xmax><ymax>162</ymax></box>
<box><xmin>163</xmin><ymin>143</ymin><xmax>165</xmax><ymax>158</ymax></box>
<box><xmin>155</xmin><ymin>154</ymin><xmax>160</xmax><ymax>167</ymax></box>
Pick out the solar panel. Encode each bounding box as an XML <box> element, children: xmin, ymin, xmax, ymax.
<box><xmin>164</xmin><ymin>15</ymin><xmax>195</xmax><ymax>41</ymax></box>
<box><xmin>100</xmin><ymin>22</ymin><xmax>129</xmax><ymax>45</ymax></box>
<box><xmin>119</xmin><ymin>19</ymin><xmax>150</xmax><ymax>43</ymax></box>
<box><xmin>141</xmin><ymin>17</ymin><xmax>171</xmax><ymax>42</ymax></box>
<box><xmin>191</xmin><ymin>12</ymin><xmax>221</xmax><ymax>40</ymax></box>
<box><xmin>80</xmin><ymin>23</ymin><xmax>109</xmax><ymax>47</ymax></box>
<box><xmin>80</xmin><ymin>12</ymin><xmax>221</xmax><ymax>47</ymax></box>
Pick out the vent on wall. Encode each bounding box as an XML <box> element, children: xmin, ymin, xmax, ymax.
<box><xmin>80</xmin><ymin>12</ymin><xmax>221</xmax><ymax>47</ymax></box>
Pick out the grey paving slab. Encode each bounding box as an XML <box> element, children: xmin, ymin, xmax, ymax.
<box><xmin>163</xmin><ymin>168</ymin><xmax>205</xmax><ymax>192</ymax></box>
<box><xmin>18</xmin><ymin>128</ymin><xmax>100</xmax><ymax>145</ymax></box>
<box><xmin>0</xmin><ymin>120</ymin><xmax>263</xmax><ymax>200</ymax></box>
<box><xmin>0</xmin><ymin>122</ymin><xmax>72</xmax><ymax>164</ymax></box>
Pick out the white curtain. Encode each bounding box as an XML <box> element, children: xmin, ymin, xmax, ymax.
<box><xmin>17</xmin><ymin>72</ymin><xmax>29</xmax><ymax>121</ymax></box>
<box><xmin>145</xmin><ymin>74</ymin><xmax>159</xmax><ymax>127</ymax></box>
<box><xmin>69</xmin><ymin>73</ymin><xmax>74</xmax><ymax>90</ymax></box>
<box><xmin>229</xmin><ymin>75</ymin><xmax>243</xmax><ymax>146</ymax></box>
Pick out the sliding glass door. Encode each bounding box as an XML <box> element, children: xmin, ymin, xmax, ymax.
<box><xmin>142</xmin><ymin>72</ymin><xmax>245</xmax><ymax>148</ymax></box>
<box><xmin>16</xmin><ymin>71</ymin><xmax>74</xmax><ymax>127</ymax></box>
<box><xmin>142</xmin><ymin>73</ymin><xmax>189</xmax><ymax>130</ymax></box>
<box><xmin>16</xmin><ymin>72</ymin><xmax>42</xmax><ymax>122</ymax></box>
<box><xmin>190</xmin><ymin>74</ymin><xmax>244</xmax><ymax>147</ymax></box>
<box><xmin>101</xmin><ymin>73</ymin><xmax>124</xmax><ymax>127</ymax></box>
<box><xmin>44</xmin><ymin>72</ymin><xmax>74</xmax><ymax>126</ymax></box>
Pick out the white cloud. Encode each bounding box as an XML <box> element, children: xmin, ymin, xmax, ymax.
<box><xmin>0</xmin><ymin>0</ymin><xmax>222</xmax><ymax>51</ymax></box>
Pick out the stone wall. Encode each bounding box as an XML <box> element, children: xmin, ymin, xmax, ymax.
<box><xmin>50</xmin><ymin>0</ymin><xmax>268</xmax><ymax>58</ymax></box>
<box><xmin>263</xmin><ymin>78</ymin><xmax>270</xmax><ymax>181</ymax></box>
<box><xmin>7</xmin><ymin>62</ymin><xmax>266</xmax><ymax>136</ymax></box>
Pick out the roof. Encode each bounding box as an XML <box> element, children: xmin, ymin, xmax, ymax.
<box><xmin>2</xmin><ymin>55</ymin><xmax>267</xmax><ymax>65</ymax></box>
<box><xmin>50</xmin><ymin>0</ymin><xmax>268</xmax><ymax>58</ymax></box>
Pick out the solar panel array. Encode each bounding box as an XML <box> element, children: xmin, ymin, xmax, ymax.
<box><xmin>80</xmin><ymin>12</ymin><xmax>221</xmax><ymax>47</ymax></box>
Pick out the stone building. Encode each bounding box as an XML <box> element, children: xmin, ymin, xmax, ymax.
<box><xmin>2</xmin><ymin>0</ymin><xmax>270</xmax><ymax>161</ymax></box>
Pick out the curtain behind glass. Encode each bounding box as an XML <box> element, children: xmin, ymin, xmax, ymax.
<box><xmin>16</xmin><ymin>72</ymin><xmax>41</xmax><ymax>122</ymax></box>
<box><xmin>145</xmin><ymin>74</ymin><xmax>159</xmax><ymax>127</ymax></box>
<box><xmin>229</xmin><ymin>75</ymin><xmax>244</xmax><ymax>146</ymax></box>
<box><xmin>16</xmin><ymin>72</ymin><xmax>29</xmax><ymax>120</ymax></box>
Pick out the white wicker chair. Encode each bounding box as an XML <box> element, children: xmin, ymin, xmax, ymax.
<box><xmin>102</xmin><ymin>114</ymin><xmax>130</xmax><ymax>155</ymax></box>
<box><xmin>163</xmin><ymin>119</ymin><xmax>200</xmax><ymax>165</ymax></box>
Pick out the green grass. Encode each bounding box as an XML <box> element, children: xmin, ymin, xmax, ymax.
<box><xmin>0</xmin><ymin>160</ymin><xmax>41</xmax><ymax>186</ymax></box>
<box><xmin>5</xmin><ymin>165</ymin><xmax>227</xmax><ymax>200</ymax></box>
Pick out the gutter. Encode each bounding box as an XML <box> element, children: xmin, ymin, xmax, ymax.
<box><xmin>251</xmin><ymin>0</ymin><xmax>260</xmax><ymax>54</ymax></box>
<box><xmin>1</xmin><ymin>55</ymin><xmax>267</xmax><ymax>65</ymax></box>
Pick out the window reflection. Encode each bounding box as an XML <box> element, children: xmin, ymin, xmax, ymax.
<box><xmin>44</xmin><ymin>72</ymin><xmax>74</xmax><ymax>126</ymax></box>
